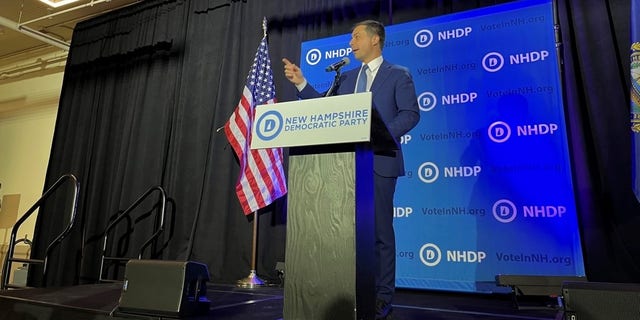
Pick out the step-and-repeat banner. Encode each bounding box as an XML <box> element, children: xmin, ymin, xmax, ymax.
<box><xmin>298</xmin><ymin>0</ymin><xmax>585</xmax><ymax>292</ymax></box>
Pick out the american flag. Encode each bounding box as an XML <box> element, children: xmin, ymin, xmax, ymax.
<box><xmin>224</xmin><ymin>36</ymin><xmax>287</xmax><ymax>214</ymax></box>
<box><xmin>632</xmin><ymin>0</ymin><xmax>640</xmax><ymax>202</ymax></box>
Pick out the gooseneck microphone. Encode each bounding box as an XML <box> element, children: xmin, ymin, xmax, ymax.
<box><xmin>325</xmin><ymin>57</ymin><xmax>350</xmax><ymax>72</ymax></box>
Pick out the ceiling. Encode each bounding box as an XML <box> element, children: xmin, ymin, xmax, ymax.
<box><xmin>0</xmin><ymin>0</ymin><xmax>140</xmax><ymax>72</ymax></box>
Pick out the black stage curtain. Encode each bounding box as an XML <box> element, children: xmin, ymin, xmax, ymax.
<box><xmin>30</xmin><ymin>0</ymin><xmax>639</xmax><ymax>287</ymax></box>
<box><xmin>558</xmin><ymin>0</ymin><xmax>640</xmax><ymax>281</ymax></box>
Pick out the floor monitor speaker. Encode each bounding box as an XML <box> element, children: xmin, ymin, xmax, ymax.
<box><xmin>562</xmin><ymin>281</ymin><xmax>640</xmax><ymax>320</ymax></box>
<box><xmin>117</xmin><ymin>259</ymin><xmax>210</xmax><ymax>318</ymax></box>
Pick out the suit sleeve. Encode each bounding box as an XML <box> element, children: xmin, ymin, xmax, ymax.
<box><xmin>387</xmin><ymin>68</ymin><xmax>420</xmax><ymax>140</ymax></box>
<box><xmin>297</xmin><ymin>83</ymin><xmax>323</xmax><ymax>99</ymax></box>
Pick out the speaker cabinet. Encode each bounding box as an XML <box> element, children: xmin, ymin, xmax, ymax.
<box><xmin>118</xmin><ymin>260</ymin><xmax>210</xmax><ymax>318</ymax></box>
<box><xmin>562</xmin><ymin>281</ymin><xmax>640</xmax><ymax>320</ymax></box>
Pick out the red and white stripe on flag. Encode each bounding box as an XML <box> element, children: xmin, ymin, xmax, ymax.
<box><xmin>224</xmin><ymin>37</ymin><xmax>287</xmax><ymax>215</ymax></box>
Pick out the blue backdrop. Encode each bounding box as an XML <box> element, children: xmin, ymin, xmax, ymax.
<box><xmin>299</xmin><ymin>0</ymin><xmax>585</xmax><ymax>293</ymax></box>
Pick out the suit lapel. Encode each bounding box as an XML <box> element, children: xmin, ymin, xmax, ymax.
<box><xmin>341</xmin><ymin>68</ymin><xmax>359</xmax><ymax>94</ymax></box>
<box><xmin>341</xmin><ymin>60</ymin><xmax>391</xmax><ymax>94</ymax></box>
<box><xmin>370</xmin><ymin>60</ymin><xmax>392</xmax><ymax>93</ymax></box>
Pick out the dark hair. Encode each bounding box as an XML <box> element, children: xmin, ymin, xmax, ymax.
<box><xmin>354</xmin><ymin>20</ymin><xmax>385</xmax><ymax>49</ymax></box>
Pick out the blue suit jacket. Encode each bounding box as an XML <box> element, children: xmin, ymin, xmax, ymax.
<box><xmin>298</xmin><ymin>60</ymin><xmax>420</xmax><ymax>177</ymax></box>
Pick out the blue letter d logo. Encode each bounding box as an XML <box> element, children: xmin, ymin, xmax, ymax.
<box><xmin>256</xmin><ymin>110</ymin><xmax>283</xmax><ymax>141</ymax></box>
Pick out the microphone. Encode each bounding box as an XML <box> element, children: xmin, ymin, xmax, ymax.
<box><xmin>325</xmin><ymin>57</ymin><xmax>350</xmax><ymax>72</ymax></box>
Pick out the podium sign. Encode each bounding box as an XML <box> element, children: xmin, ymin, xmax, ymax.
<box><xmin>250</xmin><ymin>92</ymin><xmax>372</xmax><ymax>149</ymax></box>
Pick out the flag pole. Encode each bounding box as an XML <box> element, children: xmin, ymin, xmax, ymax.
<box><xmin>236</xmin><ymin>210</ymin><xmax>265</xmax><ymax>288</ymax></box>
<box><xmin>236</xmin><ymin>17</ymin><xmax>270</xmax><ymax>289</ymax></box>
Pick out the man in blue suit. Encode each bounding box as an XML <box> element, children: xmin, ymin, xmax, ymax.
<box><xmin>283</xmin><ymin>20</ymin><xmax>420</xmax><ymax>320</ymax></box>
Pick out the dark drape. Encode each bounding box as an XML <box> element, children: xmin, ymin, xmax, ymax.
<box><xmin>558</xmin><ymin>0</ymin><xmax>640</xmax><ymax>281</ymax></box>
<box><xmin>30</xmin><ymin>0</ymin><xmax>640</xmax><ymax>287</ymax></box>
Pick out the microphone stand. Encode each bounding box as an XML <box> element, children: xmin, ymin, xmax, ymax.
<box><xmin>325</xmin><ymin>69</ymin><xmax>342</xmax><ymax>97</ymax></box>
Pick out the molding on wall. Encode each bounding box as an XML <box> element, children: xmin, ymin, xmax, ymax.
<box><xmin>0</xmin><ymin>95</ymin><xmax>60</xmax><ymax>118</ymax></box>
<box><xmin>0</xmin><ymin>70</ymin><xmax>63</xmax><ymax>118</ymax></box>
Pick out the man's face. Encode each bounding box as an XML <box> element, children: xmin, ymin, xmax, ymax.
<box><xmin>350</xmin><ymin>25</ymin><xmax>380</xmax><ymax>63</ymax></box>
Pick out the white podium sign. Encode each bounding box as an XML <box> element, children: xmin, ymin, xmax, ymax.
<box><xmin>250</xmin><ymin>92</ymin><xmax>372</xmax><ymax>149</ymax></box>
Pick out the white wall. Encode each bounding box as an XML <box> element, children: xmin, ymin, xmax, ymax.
<box><xmin>0</xmin><ymin>72</ymin><xmax>62</xmax><ymax>245</ymax></box>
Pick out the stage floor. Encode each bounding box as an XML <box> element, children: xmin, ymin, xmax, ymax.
<box><xmin>0</xmin><ymin>282</ymin><xmax>562</xmax><ymax>319</ymax></box>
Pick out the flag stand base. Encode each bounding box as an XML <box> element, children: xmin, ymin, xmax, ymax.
<box><xmin>236</xmin><ymin>270</ymin><xmax>265</xmax><ymax>288</ymax></box>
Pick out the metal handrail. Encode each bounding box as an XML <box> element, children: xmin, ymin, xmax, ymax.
<box><xmin>1</xmin><ymin>173</ymin><xmax>80</xmax><ymax>290</ymax></box>
<box><xmin>98</xmin><ymin>185</ymin><xmax>167</xmax><ymax>282</ymax></box>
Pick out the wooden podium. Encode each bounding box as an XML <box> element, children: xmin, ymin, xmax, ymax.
<box><xmin>252</xmin><ymin>92</ymin><xmax>398</xmax><ymax>320</ymax></box>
